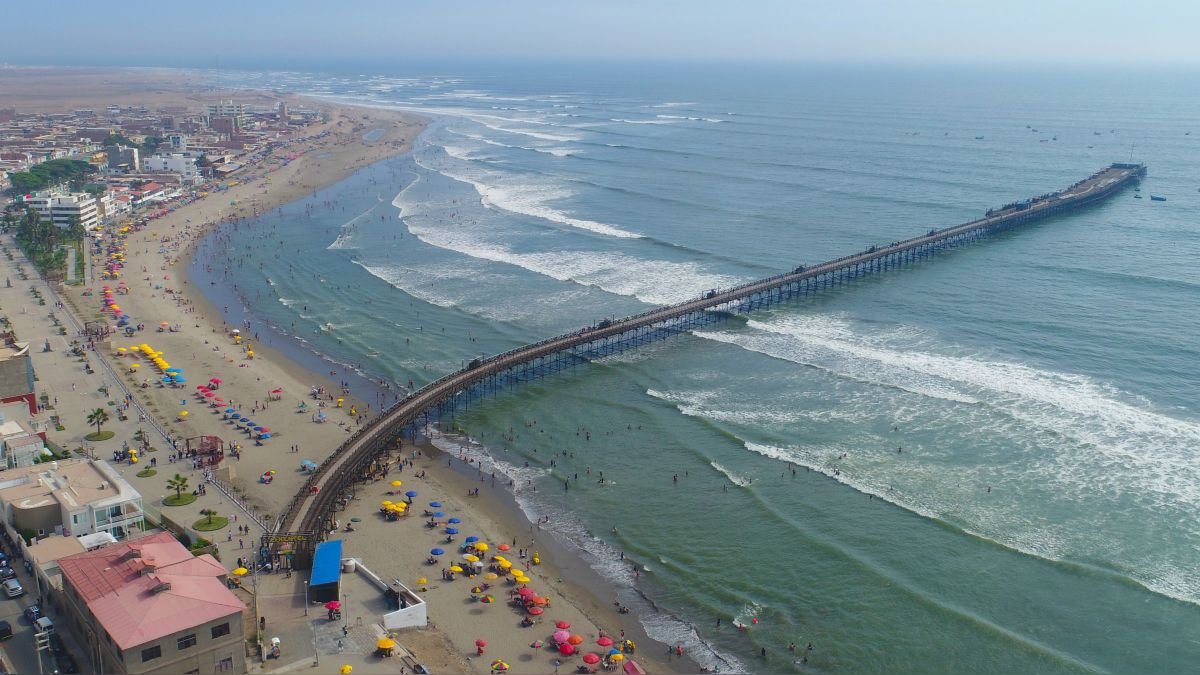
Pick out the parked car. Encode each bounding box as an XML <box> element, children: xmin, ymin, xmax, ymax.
<box><xmin>0</xmin><ymin>620</ymin><xmax>11</xmax><ymax>641</ymax></box>
<box><xmin>23</xmin><ymin>604</ymin><xmax>40</xmax><ymax>624</ymax></box>
<box><xmin>33</xmin><ymin>616</ymin><xmax>54</xmax><ymax>634</ymax></box>
<box><xmin>54</xmin><ymin>650</ymin><xmax>79</xmax><ymax>674</ymax></box>
<box><xmin>0</xmin><ymin>567</ymin><xmax>16</xmax><ymax>581</ymax></box>
<box><xmin>2</xmin><ymin>579</ymin><xmax>23</xmax><ymax>598</ymax></box>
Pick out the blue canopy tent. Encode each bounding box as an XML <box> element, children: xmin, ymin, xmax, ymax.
<box><xmin>309</xmin><ymin>540</ymin><xmax>343</xmax><ymax>604</ymax></box>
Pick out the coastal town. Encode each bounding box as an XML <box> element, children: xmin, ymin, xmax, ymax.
<box><xmin>0</xmin><ymin>69</ymin><xmax>656</xmax><ymax>675</ymax></box>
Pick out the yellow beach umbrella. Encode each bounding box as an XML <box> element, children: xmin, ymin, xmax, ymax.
<box><xmin>232</xmin><ymin>567</ymin><xmax>249</xmax><ymax>576</ymax></box>
<box><xmin>474</xmin><ymin>542</ymin><xmax>489</xmax><ymax>551</ymax></box>
<box><xmin>464</xmin><ymin>555</ymin><xmax>479</xmax><ymax>563</ymax></box>
<box><xmin>377</xmin><ymin>638</ymin><xmax>396</xmax><ymax>650</ymax></box>
<box><xmin>179</xmin><ymin>410</ymin><xmax>188</xmax><ymax>418</ymax></box>
<box><xmin>493</xmin><ymin>556</ymin><xmax>507</xmax><ymax>564</ymax></box>
<box><xmin>610</xmin><ymin>653</ymin><xmax>625</xmax><ymax>662</ymax></box>
<box><xmin>483</xmin><ymin>572</ymin><xmax>499</xmax><ymax>580</ymax></box>
<box><xmin>417</xmin><ymin>577</ymin><xmax>428</xmax><ymax>585</ymax></box>
<box><xmin>449</xmin><ymin>565</ymin><xmax>464</xmax><ymax>573</ymax></box>
<box><xmin>381</xmin><ymin>500</ymin><xmax>392</xmax><ymax>506</ymax></box>
<box><xmin>498</xmin><ymin>560</ymin><xmax>512</xmax><ymax>570</ymax></box>
<box><xmin>390</xmin><ymin>480</ymin><xmax>403</xmax><ymax>487</ymax></box>
<box><xmin>130</xmin><ymin>363</ymin><xmax>140</xmax><ymax>369</ymax></box>
<box><xmin>340</xmin><ymin>666</ymin><xmax>353</xmax><ymax>675</ymax></box>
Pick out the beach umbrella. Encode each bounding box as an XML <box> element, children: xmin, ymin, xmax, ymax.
<box><xmin>597</xmin><ymin>636</ymin><xmax>614</xmax><ymax>647</ymax></box>
<box><xmin>253</xmin><ymin>426</ymin><xmax>264</xmax><ymax>432</ymax></box>
<box><xmin>475</xmin><ymin>639</ymin><xmax>487</xmax><ymax>649</ymax></box>
<box><xmin>556</xmin><ymin>621</ymin><xmax>572</xmax><ymax>630</ymax></box>
<box><xmin>553</xmin><ymin>630</ymin><xmax>570</xmax><ymax>644</ymax></box>
<box><xmin>429</xmin><ymin>501</ymin><xmax>442</xmax><ymax>508</ymax></box>
<box><xmin>518</xmin><ymin>587</ymin><xmax>535</xmax><ymax>598</ymax></box>
<box><xmin>210</xmin><ymin>377</ymin><xmax>222</xmax><ymax>384</ymax></box>
<box><xmin>490</xmin><ymin>660</ymin><xmax>508</xmax><ymax>672</ymax></box>
<box><xmin>232</xmin><ymin>567</ymin><xmax>248</xmax><ymax>576</ymax></box>
<box><xmin>465</xmin><ymin>536</ymin><xmax>479</xmax><ymax>543</ymax></box>
<box><xmin>475</xmin><ymin>542</ymin><xmax>489</xmax><ymax>551</ymax></box>
<box><xmin>405</xmin><ymin>491</ymin><xmax>418</xmax><ymax>498</ymax></box>
<box><xmin>530</xmin><ymin>640</ymin><xmax>544</xmax><ymax>649</ymax></box>
<box><xmin>464</xmin><ymin>554</ymin><xmax>480</xmax><ymax>563</ymax></box>
<box><xmin>179</xmin><ymin>410</ymin><xmax>188</xmax><ymax>418</ymax></box>
<box><xmin>417</xmin><ymin>577</ymin><xmax>428</xmax><ymax>585</ymax></box>
<box><xmin>340</xmin><ymin>666</ymin><xmax>353</xmax><ymax>675</ymax></box>
<box><xmin>449</xmin><ymin>565</ymin><xmax>463</xmax><ymax>573</ymax></box>
<box><xmin>559</xmin><ymin>643</ymin><xmax>576</xmax><ymax>656</ymax></box>
<box><xmin>433</xmin><ymin>512</ymin><xmax>445</xmax><ymax>518</ymax></box>
<box><xmin>381</xmin><ymin>501</ymin><xmax>392</xmax><ymax>506</ymax></box>
<box><xmin>498</xmin><ymin>543</ymin><xmax>511</xmax><ymax>551</ymax></box>
<box><xmin>583</xmin><ymin>653</ymin><xmax>601</xmax><ymax>665</ymax></box>
<box><xmin>532</xmin><ymin>596</ymin><xmax>549</xmax><ymax>606</ymax></box>
<box><xmin>528</xmin><ymin>606</ymin><xmax>544</xmax><ymax>616</ymax></box>
<box><xmin>130</xmin><ymin>363</ymin><xmax>140</xmax><ymax>369</ymax></box>
<box><xmin>448</xmin><ymin>517</ymin><xmax>461</xmax><ymax>524</ymax></box>
<box><xmin>484</xmin><ymin>572</ymin><xmax>499</xmax><ymax>580</ymax></box>
<box><xmin>258</xmin><ymin>427</ymin><xmax>271</xmax><ymax>433</ymax></box>
<box><xmin>391</xmin><ymin>480</ymin><xmax>403</xmax><ymax>487</ymax></box>
<box><xmin>607</xmin><ymin>649</ymin><xmax>622</xmax><ymax>656</ymax></box>
<box><xmin>377</xmin><ymin>638</ymin><xmax>396</xmax><ymax>650</ymax></box>
<box><xmin>350</xmin><ymin>517</ymin><xmax>362</xmax><ymax>523</ymax></box>
<box><xmin>498</xmin><ymin>560</ymin><xmax>512</xmax><ymax>570</ymax></box>
<box><xmin>325</xmin><ymin>601</ymin><xmax>341</xmax><ymax>610</ymax></box>
<box><xmin>445</xmin><ymin>527</ymin><xmax>459</xmax><ymax>535</ymax></box>
<box><xmin>430</xmin><ymin>548</ymin><xmax>445</xmax><ymax>556</ymax></box>
<box><xmin>260</xmin><ymin>433</ymin><xmax>273</xmax><ymax>439</ymax></box>
<box><xmin>568</xmin><ymin>635</ymin><xmax>584</xmax><ymax>646</ymax></box>
<box><xmin>204</xmin><ymin>391</ymin><xmax>215</xmax><ymax>398</ymax></box>
<box><xmin>610</xmin><ymin>653</ymin><xmax>625</xmax><ymax>662</ymax></box>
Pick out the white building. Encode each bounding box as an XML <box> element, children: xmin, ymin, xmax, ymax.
<box><xmin>0</xmin><ymin>459</ymin><xmax>144</xmax><ymax>540</ymax></box>
<box><xmin>140</xmin><ymin>153</ymin><xmax>201</xmax><ymax>184</ymax></box>
<box><xmin>205</xmin><ymin>100</ymin><xmax>245</xmax><ymax>125</ymax></box>
<box><xmin>23</xmin><ymin>192</ymin><xmax>100</xmax><ymax>231</ymax></box>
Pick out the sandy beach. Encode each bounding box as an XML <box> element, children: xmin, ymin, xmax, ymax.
<box><xmin>13</xmin><ymin>68</ymin><xmax>679</xmax><ymax>674</ymax></box>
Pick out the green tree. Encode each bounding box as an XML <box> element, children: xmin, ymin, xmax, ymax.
<box><xmin>86</xmin><ymin>408</ymin><xmax>109</xmax><ymax>435</ymax></box>
<box><xmin>166</xmin><ymin>473</ymin><xmax>189</xmax><ymax>500</ymax></box>
<box><xmin>200</xmin><ymin>508</ymin><xmax>218</xmax><ymax>525</ymax></box>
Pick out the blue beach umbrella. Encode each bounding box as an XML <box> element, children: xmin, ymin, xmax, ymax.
<box><xmin>433</xmin><ymin>512</ymin><xmax>445</xmax><ymax>518</ymax></box>
<box><xmin>429</xmin><ymin>501</ymin><xmax>442</xmax><ymax>508</ymax></box>
<box><xmin>172</xmin><ymin>377</ymin><xmax>186</xmax><ymax>383</ymax></box>
<box><xmin>448</xmin><ymin>517</ymin><xmax>461</xmax><ymax>524</ymax></box>
<box><xmin>430</xmin><ymin>548</ymin><xmax>445</xmax><ymax>556</ymax></box>
<box><xmin>445</xmin><ymin>527</ymin><xmax>458</xmax><ymax>535</ymax></box>
<box><xmin>225</xmin><ymin>408</ymin><xmax>236</xmax><ymax>414</ymax></box>
<box><xmin>260</xmin><ymin>433</ymin><xmax>272</xmax><ymax>439</ymax></box>
<box><xmin>253</xmin><ymin>426</ymin><xmax>265</xmax><ymax>432</ymax></box>
<box><xmin>405</xmin><ymin>491</ymin><xmax>418</xmax><ymax>498</ymax></box>
<box><xmin>161</xmin><ymin>376</ymin><xmax>172</xmax><ymax>383</ymax></box>
<box><xmin>465</xmin><ymin>536</ymin><xmax>480</xmax><ymax>544</ymax></box>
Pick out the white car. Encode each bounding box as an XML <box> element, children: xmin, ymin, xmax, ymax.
<box><xmin>2</xmin><ymin>579</ymin><xmax>22</xmax><ymax>598</ymax></box>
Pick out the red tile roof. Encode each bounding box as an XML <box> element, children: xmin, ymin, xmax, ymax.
<box><xmin>58</xmin><ymin>532</ymin><xmax>243</xmax><ymax>649</ymax></box>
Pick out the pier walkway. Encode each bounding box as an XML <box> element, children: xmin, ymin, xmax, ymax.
<box><xmin>271</xmin><ymin>163</ymin><xmax>1144</xmax><ymax>561</ymax></box>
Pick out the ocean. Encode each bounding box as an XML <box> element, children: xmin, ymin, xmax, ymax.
<box><xmin>194</xmin><ymin>63</ymin><xmax>1200</xmax><ymax>673</ymax></box>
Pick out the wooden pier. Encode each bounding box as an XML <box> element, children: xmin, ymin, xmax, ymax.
<box><xmin>271</xmin><ymin>163</ymin><xmax>1144</xmax><ymax>562</ymax></box>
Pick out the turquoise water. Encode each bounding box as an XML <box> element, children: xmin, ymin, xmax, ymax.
<box><xmin>196</xmin><ymin>64</ymin><xmax>1200</xmax><ymax>673</ymax></box>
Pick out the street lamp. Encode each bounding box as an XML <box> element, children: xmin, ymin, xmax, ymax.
<box><xmin>304</xmin><ymin>580</ymin><xmax>309</xmax><ymax>616</ymax></box>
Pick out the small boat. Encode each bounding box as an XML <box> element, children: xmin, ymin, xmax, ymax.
<box><xmin>1134</xmin><ymin>194</ymin><xmax>1142</xmax><ymax>199</ymax></box>
<box><xmin>1150</xmin><ymin>195</ymin><xmax>1167</xmax><ymax>201</ymax></box>
<box><xmin>975</xmin><ymin>135</ymin><xmax>984</xmax><ymax>140</ymax></box>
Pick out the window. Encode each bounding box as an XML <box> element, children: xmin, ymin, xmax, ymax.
<box><xmin>177</xmin><ymin>633</ymin><xmax>197</xmax><ymax>650</ymax></box>
<box><xmin>211</xmin><ymin>622</ymin><xmax>230</xmax><ymax>639</ymax></box>
<box><xmin>216</xmin><ymin>655</ymin><xmax>234</xmax><ymax>672</ymax></box>
<box><xmin>141</xmin><ymin>645</ymin><xmax>161</xmax><ymax>662</ymax></box>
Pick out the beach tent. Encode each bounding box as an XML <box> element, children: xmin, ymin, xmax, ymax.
<box><xmin>309</xmin><ymin>540</ymin><xmax>344</xmax><ymax>603</ymax></box>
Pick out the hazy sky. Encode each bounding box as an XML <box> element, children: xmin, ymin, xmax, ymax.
<box><xmin>6</xmin><ymin>0</ymin><xmax>1197</xmax><ymax>67</ymax></box>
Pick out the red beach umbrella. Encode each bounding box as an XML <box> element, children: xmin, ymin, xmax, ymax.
<box><xmin>475</xmin><ymin>639</ymin><xmax>487</xmax><ymax>648</ymax></box>
<box><xmin>555</xmin><ymin>621</ymin><xmax>571</xmax><ymax>630</ymax></box>
<box><xmin>597</xmin><ymin>636</ymin><xmax>614</xmax><ymax>647</ymax></box>
<box><xmin>527</xmin><ymin>606</ymin><xmax>544</xmax><ymax>616</ymax></box>
<box><xmin>559</xmin><ymin>643</ymin><xmax>576</xmax><ymax>656</ymax></box>
<box><xmin>324</xmin><ymin>601</ymin><xmax>341</xmax><ymax>610</ymax></box>
<box><xmin>583</xmin><ymin>654</ymin><xmax>601</xmax><ymax>665</ymax></box>
<box><xmin>518</xmin><ymin>587</ymin><xmax>535</xmax><ymax>598</ymax></box>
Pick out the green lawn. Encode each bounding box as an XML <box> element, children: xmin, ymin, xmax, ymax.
<box><xmin>193</xmin><ymin>516</ymin><xmax>229</xmax><ymax>532</ymax></box>
<box><xmin>136</xmin><ymin>468</ymin><xmax>157</xmax><ymax>478</ymax></box>
<box><xmin>163</xmin><ymin>493</ymin><xmax>197</xmax><ymax>507</ymax></box>
<box><xmin>84</xmin><ymin>430</ymin><xmax>115</xmax><ymax>441</ymax></box>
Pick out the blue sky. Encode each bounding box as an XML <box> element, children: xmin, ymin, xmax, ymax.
<box><xmin>5</xmin><ymin>0</ymin><xmax>1197</xmax><ymax>67</ymax></box>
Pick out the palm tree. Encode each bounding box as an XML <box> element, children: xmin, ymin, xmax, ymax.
<box><xmin>199</xmin><ymin>508</ymin><xmax>218</xmax><ymax>525</ymax></box>
<box><xmin>166</xmin><ymin>474</ymin><xmax>189</xmax><ymax>500</ymax></box>
<box><xmin>86</xmin><ymin>408</ymin><xmax>109</xmax><ymax>435</ymax></box>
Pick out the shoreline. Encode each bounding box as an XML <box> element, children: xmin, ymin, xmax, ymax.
<box><xmin>14</xmin><ymin>66</ymin><xmax>691</xmax><ymax>674</ymax></box>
